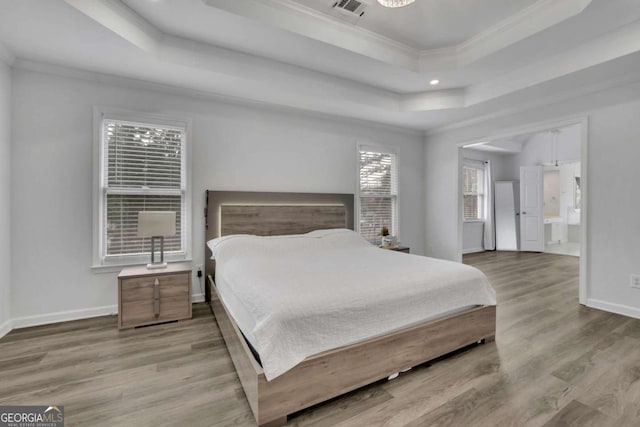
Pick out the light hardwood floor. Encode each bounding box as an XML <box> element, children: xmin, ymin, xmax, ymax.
<box><xmin>1</xmin><ymin>252</ymin><xmax>639</xmax><ymax>426</ymax></box>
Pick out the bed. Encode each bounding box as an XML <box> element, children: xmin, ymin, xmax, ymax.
<box><xmin>204</xmin><ymin>191</ymin><xmax>496</xmax><ymax>427</ymax></box>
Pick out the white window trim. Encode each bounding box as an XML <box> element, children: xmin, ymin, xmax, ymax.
<box><xmin>92</xmin><ymin>106</ymin><xmax>193</xmax><ymax>272</ymax></box>
<box><xmin>356</xmin><ymin>143</ymin><xmax>400</xmax><ymax>240</ymax></box>
<box><xmin>462</xmin><ymin>160</ymin><xmax>486</xmax><ymax>223</ymax></box>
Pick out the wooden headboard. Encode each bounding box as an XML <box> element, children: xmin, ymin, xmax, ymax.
<box><xmin>204</xmin><ymin>191</ymin><xmax>354</xmax><ymax>301</ymax></box>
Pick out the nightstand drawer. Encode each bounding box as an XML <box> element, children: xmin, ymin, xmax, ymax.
<box><xmin>121</xmin><ymin>273</ymin><xmax>188</xmax><ymax>303</ymax></box>
<box><xmin>121</xmin><ymin>296</ymin><xmax>190</xmax><ymax>326</ymax></box>
<box><xmin>118</xmin><ymin>267</ymin><xmax>192</xmax><ymax>329</ymax></box>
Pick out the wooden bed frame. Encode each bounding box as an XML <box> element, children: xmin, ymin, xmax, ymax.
<box><xmin>204</xmin><ymin>190</ymin><xmax>496</xmax><ymax>427</ymax></box>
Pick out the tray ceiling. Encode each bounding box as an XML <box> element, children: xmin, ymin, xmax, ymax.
<box><xmin>1</xmin><ymin>0</ymin><xmax>640</xmax><ymax>131</ymax></box>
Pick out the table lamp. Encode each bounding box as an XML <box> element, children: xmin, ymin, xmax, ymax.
<box><xmin>137</xmin><ymin>211</ymin><xmax>176</xmax><ymax>269</ymax></box>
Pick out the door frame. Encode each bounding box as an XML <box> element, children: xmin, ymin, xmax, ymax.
<box><xmin>456</xmin><ymin>115</ymin><xmax>589</xmax><ymax>305</ymax></box>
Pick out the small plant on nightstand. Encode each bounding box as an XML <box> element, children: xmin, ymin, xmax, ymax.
<box><xmin>379</xmin><ymin>226</ymin><xmax>396</xmax><ymax>248</ymax></box>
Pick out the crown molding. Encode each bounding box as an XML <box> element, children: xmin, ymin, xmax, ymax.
<box><xmin>428</xmin><ymin>97</ymin><xmax>590</xmax><ymax>136</ymax></box>
<box><xmin>427</xmin><ymin>69</ymin><xmax>640</xmax><ymax>136</ymax></box>
<box><xmin>454</xmin><ymin>0</ymin><xmax>592</xmax><ymax>66</ymax></box>
<box><xmin>420</xmin><ymin>0</ymin><xmax>592</xmax><ymax>71</ymax></box>
<box><xmin>64</xmin><ymin>0</ymin><xmax>161</xmax><ymax>54</ymax></box>
<box><xmin>465</xmin><ymin>18</ymin><xmax>640</xmax><ymax>107</ymax></box>
<box><xmin>13</xmin><ymin>58</ymin><xmax>425</xmax><ymax>137</ymax></box>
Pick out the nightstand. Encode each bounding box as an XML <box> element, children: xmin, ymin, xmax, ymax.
<box><xmin>118</xmin><ymin>262</ymin><xmax>192</xmax><ymax>329</ymax></box>
<box><xmin>381</xmin><ymin>245</ymin><xmax>410</xmax><ymax>254</ymax></box>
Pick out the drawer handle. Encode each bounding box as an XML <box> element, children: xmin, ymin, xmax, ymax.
<box><xmin>153</xmin><ymin>278</ymin><xmax>160</xmax><ymax>317</ymax></box>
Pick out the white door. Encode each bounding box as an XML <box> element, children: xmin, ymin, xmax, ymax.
<box><xmin>520</xmin><ymin>166</ymin><xmax>544</xmax><ymax>252</ymax></box>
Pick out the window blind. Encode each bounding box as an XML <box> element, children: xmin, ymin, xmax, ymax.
<box><xmin>359</xmin><ymin>149</ymin><xmax>398</xmax><ymax>242</ymax></box>
<box><xmin>463</xmin><ymin>165</ymin><xmax>485</xmax><ymax>220</ymax></box>
<box><xmin>102</xmin><ymin>120</ymin><xmax>185</xmax><ymax>258</ymax></box>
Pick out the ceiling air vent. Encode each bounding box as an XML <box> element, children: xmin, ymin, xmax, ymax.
<box><xmin>332</xmin><ymin>0</ymin><xmax>369</xmax><ymax>17</ymax></box>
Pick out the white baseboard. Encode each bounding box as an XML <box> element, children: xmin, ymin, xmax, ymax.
<box><xmin>8</xmin><ymin>296</ymin><xmax>206</xmax><ymax>331</ymax></box>
<box><xmin>4</xmin><ymin>294</ymin><xmax>206</xmax><ymax>332</ymax></box>
<box><xmin>11</xmin><ymin>305</ymin><xmax>119</xmax><ymax>329</ymax></box>
<box><xmin>586</xmin><ymin>298</ymin><xmax>640</xmax><ymax>320</ymax></box>
<box><xmin>0</xmin><ymin>319</ymin><xmax>12</xmax><ymax>339</ymax></box>
<box><xmin>463</xmin><ymin>248</ymin><xmax>485</xmax><ymax>254</ymax></box>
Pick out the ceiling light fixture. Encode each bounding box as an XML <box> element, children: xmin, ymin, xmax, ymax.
<box><xmin>377</xmin><ymin>0</ymin><xmax>416</xmax><ymax>8</ymax></box>
<box><xmin>430</xmin><ymin>79</ymin><xmax>440</xmax><ymax>85</ymax></box>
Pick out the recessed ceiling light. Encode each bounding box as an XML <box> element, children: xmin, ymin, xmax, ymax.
<box><xmin>430</xmin><ymin>79</ymin><xmax>440</xmax><ymax>85</ymax></box>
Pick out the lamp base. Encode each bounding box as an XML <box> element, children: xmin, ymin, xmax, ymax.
<box><xmin>146</xmin><ymin>262</ymin><xmax>168</xmax><ymax>270</ymax></box>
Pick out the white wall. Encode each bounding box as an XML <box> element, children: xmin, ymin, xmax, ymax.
<box><xmin>10</xmin><ymin>67</ymin><xmax>425</xmax><ymax>323</ymax></box>
<box><xmin>462</xmin><ymin>222</ymin><xmax>484</xmax><ymax>254</ymax></box>
<box><xmin>425</xmin><ymin>98</ymin><xmax>640</xmax><ymax>319</ymax></box>
<box><xmin>425</xmin><ymin>139</ymin><xmax>460</xmax><ymax>261</ymax></box>
<box><xmin>504</xmin><ymin>124</ymin><xmax>582</xmax><ymax>179</ymax></box>
<box><xmin>587</xmin><ymin>102</ymin><xmax>640</xmax><ymax>313</ymax></box>
<box><xmin>0</xmin><ymin>61</ymin><xmax>10</xmax><ymax>333</ymax></box>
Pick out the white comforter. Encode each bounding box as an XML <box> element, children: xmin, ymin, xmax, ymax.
<box><xmin>208</xmin><ymin>229</ymin><xmax>496</xmax><ymax>381</ymax></box>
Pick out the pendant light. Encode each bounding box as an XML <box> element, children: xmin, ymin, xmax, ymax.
<box><xmin>550</xmin><ymin>129</ymin><xmax>560</xmax><ymax>167</ymax></box>
<box><xmin>377</xmin><ymin>0</ymin><xmax>416</xmax><ymax>8</ymax></box>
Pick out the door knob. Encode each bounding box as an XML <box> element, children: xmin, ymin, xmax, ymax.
<box><xmin>522</xmin><ymin>211</ymin><xmax>527</xmax><ymax>215</ymax></box>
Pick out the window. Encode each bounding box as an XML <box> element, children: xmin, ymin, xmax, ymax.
<box><xmin>358</xmin><ymin>147</ymin><xmax>398</xmax><ymax>242</ymax></box>
<box><xmin>95</xmin><ymin>110</ymin><xmax>190</xmax><ymax>267</ymax></box>
<box><xmin>463</xmin><ymin>165</ymin><xmax>485</xmax><ymax>221</ymax></box>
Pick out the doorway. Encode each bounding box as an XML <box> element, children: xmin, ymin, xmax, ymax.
<box><xmin>457</xmin><ymin>118</ymin><xmax>588</xmax><ymax>304</ymax></box>
<box><xmin>542</xmin><ymin>162</ymin><xmax>581</xmax><ymax>256</ymax></box>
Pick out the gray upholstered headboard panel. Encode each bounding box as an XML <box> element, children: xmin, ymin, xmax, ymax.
<box><xmin>204</xmin><ymin>191</ymin><xmax>354</xmax><ymax>301</ymax></box>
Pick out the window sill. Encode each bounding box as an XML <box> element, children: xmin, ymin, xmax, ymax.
<box><xmin>464</xmin><ymin>219</ymin><xmax>486</xmax><ymax>223</ymax></box>
<box><xmin>91</xmin><ymin>258</ymin><xmax>193</xmax><ymax>274</ymax></box>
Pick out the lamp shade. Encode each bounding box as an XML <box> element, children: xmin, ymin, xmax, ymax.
<box><xmin>137</xmin><ymin>211</ymin><xmax>176</xmax><ymax>237</ymax></box>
